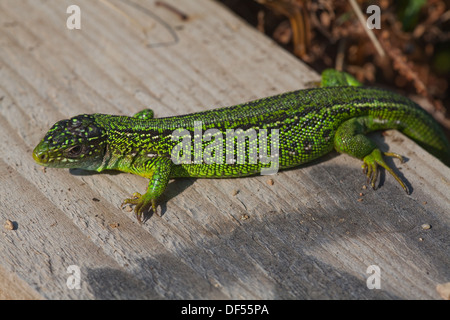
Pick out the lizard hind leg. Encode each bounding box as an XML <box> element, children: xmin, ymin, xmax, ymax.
<box><xmin>334</xmin><ymin>117</ymin><xmax>409</xmax><ymax>194</ymax></box>
<box><xmin>362</xmin><ymin>149</ymin><xmax>408</xmax><ymax>193</ymax></box>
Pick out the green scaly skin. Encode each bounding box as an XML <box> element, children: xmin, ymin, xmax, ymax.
<box><xmin>33</xmin><ymin>70</ymin><xmax>450</xmax><ymax>223</ymax></box>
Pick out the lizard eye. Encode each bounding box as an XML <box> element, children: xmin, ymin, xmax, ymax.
<box><xmin>67</xmin><ymin>145</ymin><xmax>83</xmax><ymax>157</ymax></box>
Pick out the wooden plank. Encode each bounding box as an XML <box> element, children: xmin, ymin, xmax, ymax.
<box><xmin>0</xmin><ymin>0</ymin><xmax>448</xmax><ymax>300</ymax></box>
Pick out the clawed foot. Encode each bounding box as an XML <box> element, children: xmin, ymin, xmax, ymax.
<box><xmin>121</xmin><ymin>192</ymin><xmax>158</xmax><ymax>223</ymax></box>
<box><xmin>362</xmin><ymin>149</ymin><xmax>409</xmax><ymax>194</ymax></box>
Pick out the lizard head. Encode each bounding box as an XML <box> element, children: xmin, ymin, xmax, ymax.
<box><xmin>33</xmin><ymin>114</ymin><xmax>107</xmax><ymax>171</ymax></box>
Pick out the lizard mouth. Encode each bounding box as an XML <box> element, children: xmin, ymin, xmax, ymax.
<box><xmin>33</xmin><ymin>143</ymin><xmax>49</xmax><ymax>165</ymax></box>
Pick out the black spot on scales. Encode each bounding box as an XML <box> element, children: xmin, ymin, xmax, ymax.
<box><xmin>322</xmin><ymin>129</ymin><xmax>332</xmax><ymax>139</ymax></box>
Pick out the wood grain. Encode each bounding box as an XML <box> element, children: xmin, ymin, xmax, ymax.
<box><xmin>0</xmin><ymin>0</ymin><xmax>448</xmax><ymax>299</ymax></box>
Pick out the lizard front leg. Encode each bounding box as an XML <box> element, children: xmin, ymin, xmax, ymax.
<box><xmin>122</xmin><ymin>156</ymin><xmax>173</xmax><ymax>223</ymax></box>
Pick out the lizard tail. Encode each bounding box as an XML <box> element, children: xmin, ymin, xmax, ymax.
<box><xmin>399</xmin><ymin>106</ymin><xmax>450</xmax><ymax>167</ymax></box>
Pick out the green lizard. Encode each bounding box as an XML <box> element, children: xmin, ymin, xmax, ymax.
<box><xmin>33</xmin><ymin>70</ymin><xmax>450</xmax><ymax>222</ymax></box>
